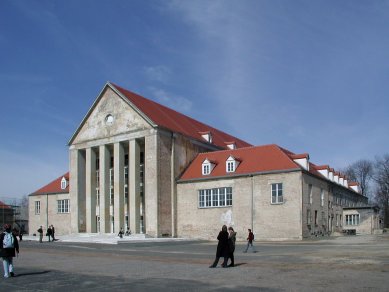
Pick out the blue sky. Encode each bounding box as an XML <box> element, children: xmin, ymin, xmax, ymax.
<box><xmin>1</xmin><ymin>0</ymin><xmax>388</xmax><ymax>199</ymax></box>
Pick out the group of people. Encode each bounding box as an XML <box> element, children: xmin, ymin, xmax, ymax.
<box><xmin>210</xmin><ymin>226</ymin><xmax>256</xmax><ymax>268</ymax></box>
<box><xmin>118</xmin><ymin>227</ymin><xmax>132</xmax><ymax>238</ymax></box>
<box><xmin>37</xmin><ymin>225</ymin><xmax>56</xmax><ymax>243</ymax></box>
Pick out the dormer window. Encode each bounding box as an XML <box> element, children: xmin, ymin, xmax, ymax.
<box><xmin>225</xmin><ymin>142</ymin><xmax>237</xmax><ymax>150</ymax></box>
<box><xmin>202</xmin><ymin>158</ymin><xmax>215</xmax><ymax>175</ymax></box>
<box><xmin>60</xmin><ymin>177</ymin><xmax>68</xmax><ymax>190</ymax></box>
<box><xmin>199</xmin><ymin>131</ymin><xmax>212</xmax><ymax>143</ymax></box>
<box><xmin>226</xmin><ymin>155</ymin><xmax>240</xmax><ymax>173</ymax></box>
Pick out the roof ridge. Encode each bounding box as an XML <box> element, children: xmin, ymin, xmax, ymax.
<box><xmin>109</xmin><ymin>82</ymin><xmax>252</xmax><ymax>148</ymax></box>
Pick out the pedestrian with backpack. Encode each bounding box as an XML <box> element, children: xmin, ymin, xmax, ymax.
<box><xmin>0</xmin><ymin>224</ymin><xmax>19</xmax><ymax>278</ymax></box>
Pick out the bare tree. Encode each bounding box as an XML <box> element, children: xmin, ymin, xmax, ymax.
<box><xmin>374</xmin><ymin>155</ymin><xmax>389</xmax><ymax>228</ymax></box>
<box><xmin>343</xmin><ymin>159</ymin><xmax>374</xmax><ymax>198</ymax></box>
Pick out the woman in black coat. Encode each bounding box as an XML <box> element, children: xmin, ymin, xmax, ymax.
<box><xmin>209</xmin><ymin>225</ymin><xmax>229</xmax><ymax>268</ymax></box>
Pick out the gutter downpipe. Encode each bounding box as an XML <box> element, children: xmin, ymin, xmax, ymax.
<box><xmin>171</xmin><ymin>133</ymin><xmax>176</xmax><ymax>237</ymax></box>
<box><xmin>46</xmin><ymin>193</ymin><xmax>49</xmax><ymax>230</ymax></box>
<box><xmin>251</xmin><ymin>175</ymin><xmax>254</xmax><ymax>232</ymax></box>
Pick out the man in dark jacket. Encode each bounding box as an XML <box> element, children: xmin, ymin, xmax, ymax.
<box><xmin>0</xmin><ymin>224</ymin><xmax>19</xmax><ymax>278</ymax></box>
<box><xmin>209</xmin><ymin>225</ymin><xmax>229</xmax><ymax>268</ymax></box>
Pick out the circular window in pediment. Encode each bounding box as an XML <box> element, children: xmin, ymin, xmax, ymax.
<box><xmin>105</xmin><ymin>114</ymin><xmax>114</xmax><ymax>125</ymax></box>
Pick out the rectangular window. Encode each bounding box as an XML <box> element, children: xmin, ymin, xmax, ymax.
<box><xmin>226</xmin><ymin>161</ymin><xmax>235</xmax><ymax>173</ymax></box>
<box><xmin>124</xmin><ymin>186</ymin><xmax>128</xmax><ymax>205</ymax></box>
<box><xmin>35</xmin><ymin>201</ymin><xmax>41</xmax><ymax>215</ymax></box>
<box><xmin>308</xmin><ymin>184</ymin><xmax>313</xmax><ymax>204</ymax></box>
<box><xmin>96</xmin><ymin>188</ymin><xmax>100</xmax><ymax>206</ymax></box>
<box><xmin>109</xmin><ymin>168</ymin><xmax>114</xmax><ymax>187</ymax></box>
<box><xmin>307</xmin><ymin>209</ymin><xmax>311</xmax><ymax>225</ymax></box>
<box><xmin>321</xmin><ymin>211</ymin><xmax>326</xmax><ymax>225</ymax></box>
<box><xmin>206</xmin><ymin>189</ymin><xmax>212</xmax><ymax>207</ymax></box>
<box><xmin>57</xmin><ymin>199</ymin><xmax>70</xmax><ymax>213</ymax></box>
<box><xmin>198</xmin><ymin>187</ymin><xmax>232</xmax><ymax>208</ymax></box>
<box><xmin>219</xmin><ymin>188</ymin><xmax>226</xmax><ymax>207</ymax></box>
<box><xmin>212</xmin><ymin>188</ymin><xmax>219</xmax><ymax>207</ymax></box>
<box><xmin>320</xmin><ymin>189</ymin><xmax>324</xmax><ymax>207</ymax></box>
<box><xmin>198</xmin><ymin>190</ymin><xmax>205</xmax><ymax>208</ymax></box>
<box><xmin>124</xmin><ymin>166</ymin><xmax>129</xmax><ymax>184</ymax></box>
<box><xmin>96</xmin><ymin>170</ymin><xmax>100</xmax><ymax>185</ymax></box>
<box><xmin>110</xmin><ymin>185</ymin><xmax>114</xmax><ymax>205</ymax></box>
<box><xmin>271</xmin><ymin>183</ymin><xmax>283</xmax><ymax>204</ymax></box>
<box><xmin>202</xmin><ymin>164</ymin><xmax>210</xmax><ymax>175</ymax></box>
<box><xmin>226</xmin><ymin>187</ymin><xmax>232</xmax><ymax>206</ymax></box>
<box><xmin>314</xmin><ymin>210</ymin><xmax>318</xmax><ymax>225</ymax></box>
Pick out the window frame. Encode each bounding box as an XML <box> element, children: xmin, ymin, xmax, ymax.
<box><xmin>202</xmin><ymin>163</ymin><xmax>211</xmax><ymax>175</ymax></box>
<box><xmin>271</xmin><ymin>183</ymin><xmax>283</xmax><ymax>204</ymax></box>
<box><xmin>35</xmin><ymin>201</ymin><xmax>41</xmax><ymax>215</ymax></box>
<box><xmin>57</xmin><ymin>199</ymin><xmax>70</xmax><ymax>214</ymax></box>
<box><xmin>198</xmin><ymin>187</ymin><xmax>232</xmax><ymax>208</ymax></box>
<box><xmin>308</xmin><ymin>184</ymin><xmax>313</xmax><ymax>205</ymax></box>
<box><xmin>60</xmin><ymin>177</ymin><xmax>67</xmax><ymax>190</ymax></box>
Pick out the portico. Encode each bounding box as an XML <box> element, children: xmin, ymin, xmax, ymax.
<box><xmin>70</xmin><ymin>137</ymin><xmax>147</xmax><ymax>235</ymax></box>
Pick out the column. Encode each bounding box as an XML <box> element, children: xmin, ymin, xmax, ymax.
<box><xmin>99</xmin><ymin>145</ymin><xmax>110</xmax><ymax>233</ymax></box>
<box><xmin>69</xmin><ymin>148</ymin><xmax>86</xmax><ymax>233</ymax></box>
<box><xmin>86</xmin><ymin>148</ymin><xmax>97</xmax><ymax>233</ymax></box>
<box><xmin>129</xmin><ymin>139</ymin><xmax>140</xmax><ymax>233</ymax></box>
<box><xmin>171</xmin><ymin>134</ymin><xmax>177</xmax><ymax>237</ymax></box>
<box><xmin>114</xmin><ymin>142</ymin><xmax>124</xmax><ymax>233</ymax></box>
<box><xmin>144</xmin><ymin>134</ymin><xmax>159</xmax><ymax>237</ymax></box>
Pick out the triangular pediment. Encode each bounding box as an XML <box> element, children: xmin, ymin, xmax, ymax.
<box><xmin>69</xmin><ymin>83</ymin><xmax>154</xmax><ymax>145</ymax></box>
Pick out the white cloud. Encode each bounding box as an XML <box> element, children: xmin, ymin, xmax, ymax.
<box><xmin>148</xmin><ymin>87</ymin><xmax>192</xmax><ymax>113</ymax></box>
<box><xmin>143</xmin><ymin>66</ymin><xmax>172</xmax><ymax>83</ymax></box>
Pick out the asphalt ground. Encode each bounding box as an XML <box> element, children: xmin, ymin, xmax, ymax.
<box><xmin>1</xmin><ymin>234</ymin><xmax>389</xmax><ymax>291</ymax></box>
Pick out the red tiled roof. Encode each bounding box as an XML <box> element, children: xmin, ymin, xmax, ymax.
<box><xmin>348</xmin><ymin>181</ymin><xmax>359</xmax><ymax>186</ymax></box>
<box><xmin>179</xmin><ymin>144</ymin><xmax>300</xmax><ymax>180</ymax></box>
<box><xmin>31</xmin><ymin>172</ymin><xmax>69</xmax><ymax>195</ymax></box>
<box><xmin>0</xmin><ymin>201</ymin><xmax>12</xmax><ymax>210</ymax></box>
<box><xmin>290</xmin><ymin>153</ymin><xmax>309</xmax><ymax>159</ymax></box>
<box><xmin>179</xmin><ymin>144</ymin><xmax>361</xmax><ymax>194</ymax></box>
<box><xmin>110</xmin><ymin>83</ymin><xmax>252</xmax><ymax>149</ymax></box>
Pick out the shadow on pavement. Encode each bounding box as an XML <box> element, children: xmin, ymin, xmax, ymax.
<box><xmin>15</xmin><ymin>270</ymin><xmax>51</xmax><ymax>277</ymax></box>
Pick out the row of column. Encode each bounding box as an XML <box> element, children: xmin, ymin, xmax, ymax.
<box><xmin>80</xmin><ymin>139</ymin><xmax>142</xmax><ymax>234</ymax></box>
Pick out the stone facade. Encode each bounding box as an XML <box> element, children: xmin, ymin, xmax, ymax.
<box><xmin>28</xmin><ymin>193</ymin><xmax>71</xmax><ymax>236</ymax></box>
<box><xmin>177</xmin><ymin>171</ymin><xmax>303</xmax><ymax>241</ymax></box>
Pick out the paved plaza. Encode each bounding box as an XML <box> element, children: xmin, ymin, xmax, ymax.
<box><xmin>1</xmin><ymin>234</ymin><xmax>389</xmax><ymax>291</ymax></box>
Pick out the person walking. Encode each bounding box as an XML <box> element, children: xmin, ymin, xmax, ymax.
<box><xmin>228</xmin><ymin>227</ymin><xmax>237</xmax><ymax>267</ymax></box>
<box><xmin>51</xmin><ymin>225</ymin><xmax>55</xmax><ymax>241</ymax></box>
<box><xmin>47</xmin><ymin>226</ymin><xmax>53</xmax><ymax>242</ymax></box>
<box><xmin>209</xmin><ymin>225</ymin><xmax>229</xmax><ymax>268</ymax></box>
<box><xmin>243</xmin><ymin>228</ymin><xmax>256</xmax><ymax>253</ymax></box>
<box><xmin>0</xmin><ymin>224</ymin><xmax>19</xmax><ymax>278</ymax></box>
<box><xmin>37</xmin><ymin>226</ymin><xmax>43</xmax><ymax>243</ymax></box>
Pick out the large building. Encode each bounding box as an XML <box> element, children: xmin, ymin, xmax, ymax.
<box><xmin>29</xmin><ymin>82</ymin><xmax>379</xmax><ymax>239</ymax></box>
